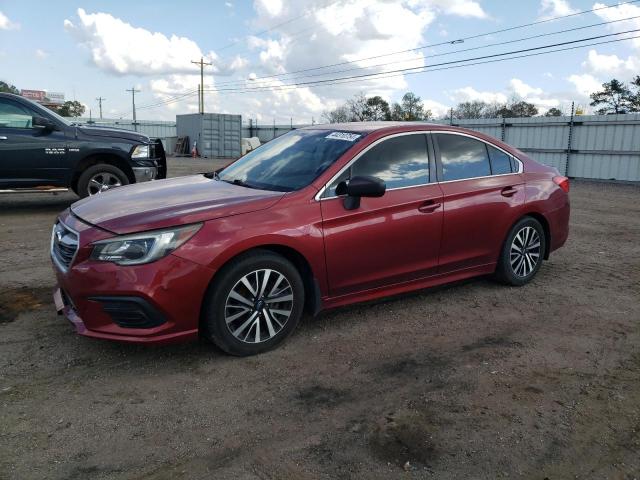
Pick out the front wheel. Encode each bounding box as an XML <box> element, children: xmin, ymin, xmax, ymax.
<box><xmin>77</xmin><ymin>164</ymin><xmax>129</xmax><ymax>198</ymax></box>
<box><xmin>495</xmin><ymin>217</ymin><xmax>546</xmax><ymax>286</ymax></box>
<box><xmin>203</xmin><ymin>250</ymin><xmax>305</xmax><ymax>356</ymax></box>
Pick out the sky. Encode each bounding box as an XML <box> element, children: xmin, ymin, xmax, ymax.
<box><xmin>1</xmin><ymin>0</ymin><xmax>639</xmax><ymax>123</ymax></box>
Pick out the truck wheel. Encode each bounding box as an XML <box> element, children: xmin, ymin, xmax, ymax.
<box><xmin>77</xmin><ymin>164</ymin><xmax>129</xmax><ymax>198</ymax></box>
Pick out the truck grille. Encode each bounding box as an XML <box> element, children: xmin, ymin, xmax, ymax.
<box><xmin>51</xmin><ymin>221</ymin><xmax>79</xmax><ymax>271</ymax></box>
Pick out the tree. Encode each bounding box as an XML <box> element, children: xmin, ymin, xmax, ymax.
<box><xmin>508</xmin><ymin>101</ymin><xmax>539</xmax><ymax>118</ymax></box>
<box><xmin>544</xmin><ymin>107</ymin><xmax>563</xmax><ymax>117</ymax></box>
<box><xmin>346</xmin><ymin>92</ymin><xmax>369</xmax><ymax>121</ymax></box>
<box><xmin>364</xmin><ymin>96</ymin><xmax>391</xmax><ymax>121</ymax></box>
<box><xmin>453</xmin><ymin>101</ymin><xmax>487</xmax><ymax>119</ymax></box>
<box><xmin>52</xmin><ymin>100</ymin><xmax>86</xmax><ymax>117</ymax></box>
<box><xmin>630</xmin><ymin>76</ymin><xmax>640</xmax><ymax>113</ymax></box>
<box><xmin>0</xmin><ymin>81</ymin><xmax>20</xmax><ymax>94</ymax></box>
<box><xmin>590</xmin><ymin>79</ymin><xmax>631</xmax><ymax>115</ymax></box>
<box><xmin>322</xmin><ymin>105</ymin><xmax>350</xmax><ymax>123</ymax></box>
<box><xmin>390</xmin><ymin>92</ymin><xmax>431</xmax><ymax>121</ymax></box>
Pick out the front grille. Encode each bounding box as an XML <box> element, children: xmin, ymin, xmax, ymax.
<box><xmin>51</xmin><ymin>221</ymin><xmax>79</xmax><ymax>271</ymax></box>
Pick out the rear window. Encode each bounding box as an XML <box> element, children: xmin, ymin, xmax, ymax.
<box><xmin>437</xmin><ymin>134</ymin><xmax>491</xmax><ymax>181</ymax></box>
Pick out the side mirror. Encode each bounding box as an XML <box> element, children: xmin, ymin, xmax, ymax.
<box><xmin>336</xmin><ymin>175</ymin><xmax>386</xmax><ymax>210</ymax></box>
<box><xmin>32</xmin><ymin>116</ymin><xmax>58</xmax><ymax>131</ymax></box>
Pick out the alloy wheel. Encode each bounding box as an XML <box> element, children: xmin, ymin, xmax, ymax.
<box><xmin>510</xmin><ymin>226</ymin><xmax>541</xmax><ymax>278</ymax></box>
<box><xmin>88</xmin><ymin>172</ymin><xmax>122</xmax><ymax>195</ymax></box>
<box><xmin>224</xmin><ymin>269</ymin><xmax>294</xmax><ymax>344</ymax></box>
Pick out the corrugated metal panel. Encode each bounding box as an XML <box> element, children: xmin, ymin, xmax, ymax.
<box><xmin>177</xmin><ymin>113</ymin><xmax>241</xmax><ymax>158</ymax></box>
<box><xmin>75</xmin><ymin>117</ymin><xmax>177</xmax><ymax>138</ymax></box>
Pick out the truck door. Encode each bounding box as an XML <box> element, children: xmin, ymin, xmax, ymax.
<box><xmin>0</xmin><ymin>97</ymin><xmax>68</xmax><ymax>188</ymax></box>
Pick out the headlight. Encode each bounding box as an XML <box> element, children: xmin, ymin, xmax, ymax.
<box><xmin>131</xmin><ymin>145</ymin><xmax>149</xmax><ymax>159</ymax></box>
<box><xmin>91</xmin><ymin>224</ymin><xmax>201</xmax><ymax>265</ymax></box>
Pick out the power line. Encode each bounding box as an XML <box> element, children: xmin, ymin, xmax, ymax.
<box><xmin>218</xmin><ymin>15</ymin><xmax>640</xmax><ymax>90</ymax></box>
<box><xmin>119</xmin><ymin>1</ymin><xmax>640</xmax><ymax>115</ymax></box>
<box><xmin>200</xmin><ymin>29</ymin><xmax>640</xmax><ymax>94</ymax></box>
<box><xmin>131</xmin><ymin>25</ymin><xmax>638</xmax><ymax>113</ymax></box>
<box><xmin>213</xmin><ymin>0</ymin><xmax>640</xmax><ymax>88</ymax></box>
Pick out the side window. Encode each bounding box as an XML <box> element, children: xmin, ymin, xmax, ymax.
<box><xmin>437</xmin><ymin>134</ymin><xmax>491</xmax><ymax>181</ymax></box>
<box><xmin>0</xmin><ymin>100</ymin><xmax>33</xmax><ymax>129</ymax></box>
<box><xmin>325</xmin><ymin>134</ymin><xmax>429</xmax><ymax>197</ymax></box>
<box><xmin>487</xmin><ymin>145</ymin><xmax>513</xmax><ymax>175</ymax></box>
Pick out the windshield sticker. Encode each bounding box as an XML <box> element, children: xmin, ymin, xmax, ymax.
<box><xmin>325</xmin><ymin>132</ymin><xmax>361</xmax><ymax>142</ymax></box>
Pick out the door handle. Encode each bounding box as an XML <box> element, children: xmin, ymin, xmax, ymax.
<box><xmin>501</xmin><ymin>186</ymin><xmax>518</xmax><ymax>197</ymax></box>
<box><xmin>0</xmin><ymin>136</ymin><xmax>7</xmax><ymax>140</ymax></box>
<box><xmin>418</xmin><ymin>199</ymin><xmax>442</xmax><ymax>213</ymax></box>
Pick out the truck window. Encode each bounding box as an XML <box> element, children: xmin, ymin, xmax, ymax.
<box><xmin>0</xmin><ymin>99</ymin><xmax>33</xmax><ymax>129</ymax></box>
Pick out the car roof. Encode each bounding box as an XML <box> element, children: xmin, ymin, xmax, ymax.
<box><xmin>301</xmin><ymin>121</ymin><xmax>448</xmax><ymax>133</ymax></box>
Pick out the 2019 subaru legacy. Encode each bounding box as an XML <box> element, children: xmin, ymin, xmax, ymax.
<box><xmin>51</xmin><ymin>123</ymin><xmax>570</xmax><ymax>356</ymax></box>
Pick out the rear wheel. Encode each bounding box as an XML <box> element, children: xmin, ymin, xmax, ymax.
<box><xmin>203</xmin><ymin>250</ymin><xmax>305</xmax><ymax>356</ymax></box>
<box><xmin>77</xmin><ymin>164</ymin><xmax>129</xmax><ymax>198</ymax></box>
<box><xmin>495</xmin><ymin>217</ymin><xmax>546</xmax><ymax>286</ymax></box>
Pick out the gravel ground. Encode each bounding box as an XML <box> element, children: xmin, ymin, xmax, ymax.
<box><xmin>1</xmin><ymin>157</ymin><xmax>639</xmax><ymax>479</ymax></box>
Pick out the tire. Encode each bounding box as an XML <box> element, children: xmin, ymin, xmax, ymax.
<box><xmin>495</xmin><ymin>216</ymin><xmax>546</xmax><ymax>286</ymax></box>
<box><xmin>203</xmin><ymin>250</ymin><xmax>305</xmax><ymax>356</ymax></box>
<box><xmin>76</xmin><ymin>164</ymin><xmax>129</xmax><ymax>198</ymax></box>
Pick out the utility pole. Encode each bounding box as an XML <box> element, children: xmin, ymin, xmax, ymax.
<box><xmin>96</xmin><ymin>97</ymin><xmax>106</xmax><ymax>119</ymax></box>
<box><xmin>191</xmin><ymin>57</ymin><xmax>212</xmax><ymax>114</ymax></box>
<box><xmin>126</xmin><ymin>87</ymin><xmax>140</xmax><ymax>131</ymax></box>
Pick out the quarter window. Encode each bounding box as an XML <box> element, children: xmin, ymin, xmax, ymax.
<box><xmin>437</xmin><ymin>134</ymin><xmax>491</xmax><ymax>181</ymax></box>
<box><xmin>487</xmin><ymin>145</ymin><xmax>513</xmax><ymax>175</ymax></box>
<box><xmin>325</xmin><ymin>134</ymin><xmax>429</xmax><ymax>196</ymax></box>
<box><xmin>0</xmin><ymin>100</ymin><xmax>33</xmax><ymax>129</ymax></box>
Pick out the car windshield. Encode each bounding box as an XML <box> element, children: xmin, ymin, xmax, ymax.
<box><xmin>218</xmin><ymin>129</ymin><xmax>365</xmax><ymax>192</ymax></box>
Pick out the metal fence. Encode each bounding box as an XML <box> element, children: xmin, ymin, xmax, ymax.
<box><xmin>242</xmin><ymin>114</ymin><xmax>640</xmax><ymax>182</ymax></box>
<box><xmin>439</xmin><ymin>114</ymin><xmax>640</xmax><ymax>182</ymax></box>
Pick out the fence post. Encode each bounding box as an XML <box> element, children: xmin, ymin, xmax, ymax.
<box><xmin>566</xmin><ymin>101</ymin><xmax>575</xmax><ymax>176</ymax></box>
<box><xmin>501</xmin><ymin>117</ymin><xmax>506</xmax><ymax>142</ymax></box>
<box><xmin>449</xmin><ymin>108</ymin><xmax>453</xmax><ymax>126</ymax></box>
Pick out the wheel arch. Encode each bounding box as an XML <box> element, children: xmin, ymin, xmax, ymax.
<box><xmin>198</xmin><ymin>243</ymin><xmax>322</xmax><ymax>336</ymax></box>
<box><xmin>71</xmin><ymin>153</ymin><xmax>134</xmax><ymax>193</ymax></box>
<box><xmin>521</xmin><ymin>212</ymin><xmax>551</xmax><ymax>260</ymax></box>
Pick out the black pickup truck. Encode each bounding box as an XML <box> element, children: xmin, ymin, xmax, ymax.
<box><xmin>0</xmin><ymin>93</ymin><xmax>166</xmax><ymax>197</ymax></box>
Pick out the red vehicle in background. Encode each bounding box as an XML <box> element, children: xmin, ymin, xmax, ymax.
<box><xmin>51</xmin><ymin>122</ymin><xmax>570</xmax><ymax>356</ymax></box>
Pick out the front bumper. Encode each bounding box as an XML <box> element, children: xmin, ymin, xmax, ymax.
<box><xmin>51</xmin><ymin>212</ymin><xmax>215</xmax><ymax>345</ymax></box>
<box><xmin>132</xmin><ymin>165</ymin><xmax>158</xmax><ymax>183</ymax></box>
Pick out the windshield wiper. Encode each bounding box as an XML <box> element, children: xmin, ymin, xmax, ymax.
<box><xmin>221</xmin><ymin>178</ymin><xmax>258</xmax><ymax>189</ymax></box>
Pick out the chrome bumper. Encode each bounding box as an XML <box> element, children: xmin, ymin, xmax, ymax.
<box><xmin>132</xmin><ymin>166</ymin><xmax>158</xmax><ymax>183</ymax></box>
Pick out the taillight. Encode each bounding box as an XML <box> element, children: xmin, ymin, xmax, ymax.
<box><xmin>553</xmin><ymin>176</ymin><xmax>570</xmax><ymax>193</ymax></box>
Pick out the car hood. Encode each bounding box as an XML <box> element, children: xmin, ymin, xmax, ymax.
<box><xmin>71</xmin><ymin>175</ymin><xmax>285</xmax><ymax>234</ymax></box>
<box><xmin>77</xmin><ymin>125</ymin><xmax>150</xmax><ymax>143</ymax></box>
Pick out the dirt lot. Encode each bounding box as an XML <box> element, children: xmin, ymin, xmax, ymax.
<box><xmin>1</xmin><ymin>157</ymin><xmax>639</xmax><ymax>479</ymax></box>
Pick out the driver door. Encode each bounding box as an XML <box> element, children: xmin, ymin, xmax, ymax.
<box><xmin>0</xmin><ymin>98</ymin><xmax>68</xmax><ymax>187</ymax></box>
<box><xmin>320</xmin><ymin>133</ymin><xmax>443</xmax><ymax>297</ymax></box>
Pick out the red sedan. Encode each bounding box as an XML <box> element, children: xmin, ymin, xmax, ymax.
<box><xmin>51</xmin><ymin>123</ymin><xmax>570</xmax><ymax>356</ymax></box>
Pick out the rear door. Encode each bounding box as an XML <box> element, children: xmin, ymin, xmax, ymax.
<box><xmin>433</xmin><ymin>132</ymin><xmax>525</xmax><ymax>273</ymax></box>
<box><xmin>320</xmin><ymin>132</ymin><xmax>443</xmax><ymax>297</ymax></box>
<box><xmin>0</xmin><ymin>98</ymin><xmax>69</xmax><ymax>187</ymax></box>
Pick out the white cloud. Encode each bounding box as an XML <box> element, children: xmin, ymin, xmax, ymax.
<box><xmin>35</xmin><ymin>49</ymin><xmax>48</xmax><ymax>59</ymax></box>
<box><xmin>582</xmin><ymin>49</ymin><xmax>640</xmax><ymax>77</ymax></box>
<box><xmin>539</xmin><ymin>0</ymin><xmax>577</xmax><ymax>20</ymax></box>
<box><xmin>0</xmin><ymin>11</ymin><xmax>19</xmax><ymax>30</ymax></box>
<box><xmin>567</xmin><ymin>74</ymin><xmax>603</xmax><ymax>97</ymax></box>
<box><xmin>255</xmin><ymin>0</ymin><xmax>284</xmax><ymax>17</ymax></box>
<box><xmin>64</xmin><ymin>9</ymin><xmax>205</xmax><ymax>75</ymax></box>
<box><xmin>449</xmin><ymin>86</ymin><xmax>508</xmax><ymax>104</ymax></box>
<box><xmin>509</xmin><ymin>78</ymin><xmax>543</xmax><ymax>98</ymax></box>
<box><xmin>592</xmin><ymin>1</ymin><xmax>640</xmax><ymax>49</ymax></box>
